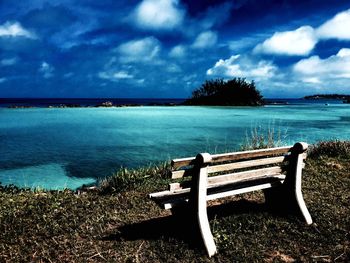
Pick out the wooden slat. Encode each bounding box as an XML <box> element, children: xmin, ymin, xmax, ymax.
<box><xmin>163</xmin><ymin>183</ymin><xmax>277</xmax><ymax>209</ymax></box>
<box><xmin>171</xmin><ymin>145</ymin><xmax>292</xmax><ymax>169</ymax></box>
<box><xmin>149</xmin><ymin>188</ymin><xmax>189</xmax><ymax>199</ymax></box>
<box><xmin>149</xmin><ymin>190</ymin><xmax>174</xmax><ymax>198</ymax></box>
<box><xmin>206</xmin><ymin>181</ymin><xmax>283</xmax><ymax>201</ymax></box>
<box><xmin>207</xmin><ymin>156</ymin><xmax>286</xmax><ymax>173</ymax></box>
<box><xmin>210</xmin><ymin>146</ymin><xmax>291</xmax><ymax>164</ymax></box>
<box><xmin>207</xmin><ymin>166</ymin><xmax>283</xmax><ymax>187</ymax></box>
<box><xmin>150</xmin><ymin>167</ymin><xmax>284</xmax><ymax>201</ymax></box>
<box><xmin>171</xmin><ymin>168</ymin><xmax>194</xmax><ymax>179</ymax></box>
<box><xmin>154</xmin><ymin>175</ymin><xmax>285</xmax><ymax>209</ymax></box>
<box><xmin>171</xmin><ymin>155</ymin><xmax>287</xmax><ymax>179</ymax></box>
<box><xmin>168</xmin><ymin>183</ymin><xmax>181</xmax><ymax>191</ymax></box>
<box><xmin>171</xmin><ymin>157</ymin><xmax>195</xmax><ymax>169</ymax></box>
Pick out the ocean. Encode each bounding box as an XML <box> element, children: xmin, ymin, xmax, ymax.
<box><xmin>0</xmin><ymin>98</ymin><xmax>349</xmax><ymax>190</ymax></box>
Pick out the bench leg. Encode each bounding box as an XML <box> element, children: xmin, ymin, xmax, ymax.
<box><xmin>292</xmin><ymin>152</ymin><xmax>313</xmax><ymax>225</ymax></box>
<box><xmin>197</xmin><ymin>168</ymin><xmax>216</xmax><ymax>257</ymax></box>
<box><xmin>284</xmin><ymin>143</ymin><xmax>313</xmax><ymax>225</ymax></box>
<box><xmin>191</xmin><ymin>153</ymin><xmax>217</xmax><ymax>257</ymax></box>
<box><xmin>194</xmin><ymin>166</ymin><xmax>217</xmax><ymax>257</ymax></box>
<box><xmin>265</xmin><ymin>143</ymin><xmax>312</xmax><ymax>225</ymax></box>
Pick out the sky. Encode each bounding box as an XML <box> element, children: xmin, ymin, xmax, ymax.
<box><xmin>0</xmin><ymin>0</ymin><xmax>350</xmax><ymax>98</ymax></box>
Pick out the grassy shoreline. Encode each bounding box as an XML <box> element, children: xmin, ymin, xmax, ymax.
<box><xmin>0</xmin><ymin>141</ymin><xmax>349</xmax><ymax>262</ymax></box>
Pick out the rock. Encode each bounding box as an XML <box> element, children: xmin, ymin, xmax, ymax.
<box><xmin>96</xmin><ymin>101</ymin><xmax>114</xmax><ymax>107</ymax></box>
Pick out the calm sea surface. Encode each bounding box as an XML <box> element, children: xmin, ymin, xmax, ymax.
<box><xmin>1</xmin><ymin>100</ymin><xmax>349</xmax><ymax>189</ymax></box>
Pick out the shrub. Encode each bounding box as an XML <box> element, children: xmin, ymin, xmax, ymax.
<box><xmin>184</xmin><ymin>78</ymin><xmax>264</xmax><ymax>106</ymax></box>
<box><xmin>308</xmin><ymin>140</ymin><xmax>350</xmax><ymax>158</ymax></box>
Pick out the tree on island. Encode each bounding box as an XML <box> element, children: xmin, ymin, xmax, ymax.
<box><xmin>184</xmin><ymin>78</ymin><xmax>264</xmax><ymax>106</ymax></box>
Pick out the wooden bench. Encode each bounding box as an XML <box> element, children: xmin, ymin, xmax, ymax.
<box><xmin>149</xmin><ymin>142</ymin><xmax>313</xmax><ymax>257</ymax></box>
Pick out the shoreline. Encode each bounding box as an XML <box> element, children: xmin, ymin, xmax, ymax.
<box><xmin>4</xmin><ymin>101</ymin><xmax>182</xmax><ymax>109</ymax></box>
<box><xmin>0</xmin><ymin>98</ymin><xmax>186</xmax><ymax>109</ymax></box>
<box><xmin>1</xmin><ymin>97</ymin><xmax>349</xmax><ymax>109</ymax></box>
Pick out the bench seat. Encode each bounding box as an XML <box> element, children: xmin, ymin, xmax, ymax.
<box><xmin>150</xmin><ymin>172</ymin><xmax>285</xmax><ymax>209</ymax></box>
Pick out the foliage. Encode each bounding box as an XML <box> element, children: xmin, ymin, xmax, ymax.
<box><xmin>185</xmin><ymin>78</ymin><xmax>264</xmax><ymax>106</ymax></box>
<box><xmin>308</xmin><ymin>140</ymin><xmax>350</xmax><ymax>158</ymax></box>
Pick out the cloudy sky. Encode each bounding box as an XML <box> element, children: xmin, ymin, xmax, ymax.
<box><xmin>0</xmin><ymin>0</ymin><xmax>350</xmax><ymax>98</ymax></box>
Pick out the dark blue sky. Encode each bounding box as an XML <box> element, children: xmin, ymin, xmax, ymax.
<box><xmin>0</xmin><ymin>0</ymin><xmax>350</xmax><ymax>98</ymax></box>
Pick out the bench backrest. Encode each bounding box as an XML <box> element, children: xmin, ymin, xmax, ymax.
<box><xmin>170</xmin><ymin>144</ymin><xmax>307</xmax><ymax>190</ymax></box>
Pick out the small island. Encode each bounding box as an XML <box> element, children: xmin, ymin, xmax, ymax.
<box><xmin>184</xmin><ymin>78</ymin><xmax>264</xmax><ymax>106</ymax></box>
<box><xmin>304</xmin><ymin>94</ymin><xmax>350</xmax><ymax>103</ymax></box>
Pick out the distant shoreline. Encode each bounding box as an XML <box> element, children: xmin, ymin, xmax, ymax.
<box><xmin>5</xmin><ymin>102</ymin><xmax>181</xmax><ymax>109</ymax></box>
<box><xmin>304</xmin><ymin>94</ymin><xmax>350</xmax><ymax>102</ymax></box>
<box><xmin>0</xmin><ymin>98</ymin><xmax>185</xmax><ymax>109</ymax></box>
<box><xmin>1</xmin><ymin>97</ymin><xmax>349</xmax><ymax>109</ymax></box>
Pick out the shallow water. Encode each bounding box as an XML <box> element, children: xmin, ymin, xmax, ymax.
<box><xmin>0</xmin><ymin>104</ymin><xmax>349</xmax><ymax>189</ymax></box>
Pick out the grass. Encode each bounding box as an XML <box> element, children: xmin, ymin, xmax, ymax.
<box><xmin>98</xmin><ymin>162</ymin><xmax>171</xmax><ymax>194</ymax></box>
<box><xmin>240</xmin><ymin>124</ymin><xmax>288</xmax><ymax>150</ymax></box>
<box><xmin>0</xmin><ymin>141</ymin><xmax>349</xmax><ymax>262</ymax></box>
<box><xmin>308</xmin><ymin>140</ymin><xmax>350</xmax><ymax>159</ymax></box>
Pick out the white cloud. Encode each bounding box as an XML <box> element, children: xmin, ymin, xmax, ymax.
<box><xmin>98</xmin><ymin>72</ymin><xmax>110</xmax><ymax>80</ymax></box>
<box><xmin>169</xmin><ymin>45</ymin><xmax>186</xmax><ymax>58</ymax></box>
<box><xmin>192</xmin><ymin>31</ymin><xmax>218</xmax><ymax>49</ymax></box>
<box><xmin>117</xmin><ymin>37</ymin><xmax>161</xmax><ymax>63</ymax></box>
<box><xmin>166</xmin><ymin>63</ymin><xmax>181</xmax><ymax>73</ymax></box>
<box><xmin>98</xmin><ymin>70</ymin><xmax>145</xmax><ymax>84</ymax></box>
<box><xmin>0</xmin><ymin>21</ymin><xmax>36</xmax><ymax>39</ymax></box>
<box><xmin>133</xmin><ymin>0</ymin><xmax>184</xmax><ymax>30</ymax></box>
<box><xmin>254</xmin><ymin>26</ymin><xmax>317</xmax><ymax>56</ymax></box>
<box><xmin>98</xmin><ymin>70</ymin><xmax>134</xmax><ymax>81</ymax></box>
<box><xmin>0</xmin><ymin>77</ymin><xmax>7</xmax><ymax>83</ymax></box>
<box><xmin>207</xmin><ymin>55</ymin><xmax>277</xmax><ymax>79</ymax></box>
<box><xmin>1</xmin><ymin>57</ymin><xmax>18</xmax><ymax>66</ymax></box>
<box><xmin>317</xmin><ymin>9</ymin><xmax>350</xmax><ymax>40</ymax></box>
<box><xmin>302</xmin><ymin>77</ymin><xmax>321</xmax><ymax>84</ymax></box>
<box><xmin>113</xmin><ymin>71</ymin><xmax>134</xmax><ymax>79</ymax></box>
<box><xmin>39</xmin><ymin>62</ymin><xmax>54</xmax><ymax>79</ymax></box>
<box><xmin>253</xmin><ymin>9</ymin><xmax>350</xmax><ymax>57</ymax></box>
<box><xmin>293</xmin><ymin>48</ymin><xmax>350</xmax><ymax>80</ymax></box>
<box><xmin>337</xmin><ymin>48</ymin><xmax>350</xmax><ymax>57</ymax></box>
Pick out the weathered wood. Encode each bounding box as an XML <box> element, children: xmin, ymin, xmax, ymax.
<box><xmin>149</xmin><ymin>189</ymin><xmax>175</xmax><ymax>198</ymax></box>
<box><xmin>168</xmin><ymin>183</ymin><xmax>181</xmax><ymax>191</ymax></box>
<box><xmin>153</xmin><ymin>174</ymin><xmax>286</xmax><ymax>209</ymax></box>
<box><xmin>207</xmin><ymin>156</ymin><xmax>286</xmax><ymax>174</ymax></box>
<box><xmin>151</xmin><ymin>168</ymin><xmax>285</xmax><ymax>201</ymax></box>
<box><xmin>206</xmin><ymin>179</ymin><xmax>284</xmax><ymax>201</ymax></box>
<box><xmin>171</xmin><ymin>145</ymin><xmax>291</xmax><ymax>169</ymax></box>
<box><xmin>207</xmin><ymin>166</ymin><xmax>283</xmax><ymax>187</ymax></box>
<box><xmin>171</xmin><ymin>157</ymin><xmax>195</xmax><ymax>169</ymax></box>
<box><xmin>171</xmin><ymin>169</ymin><xmax>194</xmax><ymax>179</ymax></box>
<box><xmin>171</xmin><ymin>155</ymin><xmax>287</xmax><ymax>179</ymax></box>
<box><xmin>150</xmin><ymin>173</ymin><xmax>286</xmax><ymax>211</ymax></box>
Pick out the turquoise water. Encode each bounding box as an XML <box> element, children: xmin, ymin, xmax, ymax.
<box><xmin>1</xmin><ymin>104</ymin><xmax>349</xmax><ymax>189</ymax></box>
